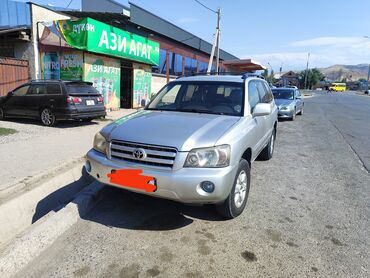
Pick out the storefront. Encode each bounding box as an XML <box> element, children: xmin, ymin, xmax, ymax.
<box><xmin>39</xmin><ymin>17</ymin><xmax>160</xmax><ymax>110</ymax></box>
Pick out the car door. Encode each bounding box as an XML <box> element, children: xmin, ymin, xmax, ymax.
<box><xmin>256</xmin><ymin>81</ymin><xmax>274</xmax><ymax>145</ymax></box>
<box><xmin>247</xmin><ymin>80</ymin><xmax>265</xmax><ymax>156</ymax></box>
<box><xmin>295</xmin><ymin>90</ymin><xmax>303</xmax><ymax>112</ymax></box>
<box><xmin>46</xmin><ymin>82</ymin><xmax>64</xmax><ymax>116</ymax></box>
<box><xmin>25</xmin><ymin>83</ymin><xmax>46</xmax><ymax>118</ymax></box>
<box><xmin>3</xmin><ymin>84</ymin><xmax>31</xmax><ymax>117</ymax></box>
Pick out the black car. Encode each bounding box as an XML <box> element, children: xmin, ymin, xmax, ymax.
<box><xmin>0</xmin><ymin>80</ymin><xmax>106</xmax><ymax>126</ymax></box>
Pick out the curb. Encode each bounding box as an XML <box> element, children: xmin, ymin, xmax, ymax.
<box><xmin>0</xmin><ymin>181</ymin><xmax>104</xmax><ymax>278</ymax></box>
<box><xmin>0</xmin><ymin>159</ymin><xmax>91</xmax><ymax>248</ymax></box>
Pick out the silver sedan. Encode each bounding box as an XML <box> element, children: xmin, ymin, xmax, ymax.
<box><xmin>272</xmin><ymin>88</ymin><xmax>304</xmax><ymax>120</ymax></box>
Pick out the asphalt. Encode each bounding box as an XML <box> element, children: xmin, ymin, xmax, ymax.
<box><xmin>8</xmin><ymin>92</ymin><xmax>370</xmax><ymax>277</ymax></box>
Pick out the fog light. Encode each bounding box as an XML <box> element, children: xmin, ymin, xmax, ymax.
<box><xmin>200</xmin><ymin>181</ymin><xmax>215</xmax><ymax>193</ymax></box>
<box><xmin>85</xmin><ymin>160</ymin><xmax>91</xmax><ymax>173</ymax></box>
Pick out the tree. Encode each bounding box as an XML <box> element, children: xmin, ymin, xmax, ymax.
<box><xmin>298</xmin><ymin>68</ymin><xmax>325</xmax><ymax>89</ymax></box>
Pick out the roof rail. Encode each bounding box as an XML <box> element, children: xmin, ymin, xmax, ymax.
<box><xmin>30</xmin><ymin>79</ymin><xmax>61</xmax><ymax>82</ymax></box>
<box><xmin>177</xmin><ymin>71</ymin><xmax>264</xmax><ymax>79</ymax></box>
<box><xmin>241</xmin><ymin>73</ymin><xmax>264</xmax><ymax>80</ymax></box>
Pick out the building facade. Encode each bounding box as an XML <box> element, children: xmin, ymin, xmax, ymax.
<box><xmin>0</xmin><ymin>0</ymin><xmax>238</xmax><ymax>108</ymax></box>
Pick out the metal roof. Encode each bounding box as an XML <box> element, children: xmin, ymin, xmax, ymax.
<box><xmin>0</xmin><ymin>0</ymin><xmax>31</xmax><ymax>30</ymax></box>
<box><xmin>129</xmin><ymin>3</ymin><xmax>238</xmax><ymax>61</ymax></box>
<box><xmin>78</xmin><ymin>0</ymin><xmax>238</xmax><ymax>61</ymax></box>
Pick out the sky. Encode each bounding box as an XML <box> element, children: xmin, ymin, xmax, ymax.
<box><xmin>18</xmin><ymin>0</ymin><xmax>370</xmax><ymax>71</ymax></box>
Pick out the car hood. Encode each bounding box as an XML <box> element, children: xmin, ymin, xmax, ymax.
<box><xmin>101</xmin><ymin>110</ymin><xmax>241</xmax><ymax>151</ymax></box>
<box><xmin>275</xmin><ymin>99</ymin><xmax>294</xmax><ymax>107</ymax></box>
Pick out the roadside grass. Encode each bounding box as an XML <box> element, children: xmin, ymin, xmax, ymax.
<box><xmin>0</xmin><ymin>127</ymin><xmax>18</xmax><ymax>136</ymax></box>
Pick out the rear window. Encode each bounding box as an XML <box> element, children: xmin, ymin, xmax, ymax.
<box><xmin>66</xmin><ymin>84</ymin><xmax>99</xmax><ymax>95</ymax></box>
<box><xmin>46</xmin><ymin>83</ymin><xmax>62</xmax><ymax>95</ymax></box>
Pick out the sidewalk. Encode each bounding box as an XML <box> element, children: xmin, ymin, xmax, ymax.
<box><xmin>0</xmin><ymin>109</ymin><xmax>137</xmax><ymax>193</ymax></box>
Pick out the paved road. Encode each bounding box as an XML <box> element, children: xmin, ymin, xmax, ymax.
<box><xmin>15</xmin><ymin>93</ymin><xmax>370</xmax><ymax>277</ymax></box>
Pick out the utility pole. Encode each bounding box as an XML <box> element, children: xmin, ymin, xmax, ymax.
<box><xmin>304</xmin><ymin>53</ymin><xmax>310</xmax><ymax>90</ymax></box>
<box><xmin>366</xmin><ymin>64</ymin><xmax>370</xmax><ymax>93</ymax></box>
<box><xmin>207</xmin><ymin>8</ymin><xmax>221</xmax><ymax>74</ymax></box>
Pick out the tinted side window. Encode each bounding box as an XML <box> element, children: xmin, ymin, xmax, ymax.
<box><xmin>28</xmin><ymin>84</ymin><xmax>46</xmax><ymax>95</ymax></box>
<box><xmin>248</xmin><ymin>81</ymin><xmax>260</xmax><ymax>113</ymax></box>
<box><xmin>256</xmin><ymin>81</ymin><xmax>273</xmax><ymax>103</ymax></box>
<box><xmin>46</xmin><ymin>83</ymin><xmax>62</xmax><ymax>95</ymax></box>
<box><xmin>263</xmin><ymin>82</ymin><xmax>274</xmax><ymax>103</ymax></box>
<box><xmin>13</xmin><ymin>85</ymin><xmax>30</xmax><ymax>96</ymax></box>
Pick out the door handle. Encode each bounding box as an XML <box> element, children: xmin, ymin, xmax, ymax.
<box><xmin>49</xmin><ymin>99</ymin><xmax>55</xmax><ymax>102</ymax></box>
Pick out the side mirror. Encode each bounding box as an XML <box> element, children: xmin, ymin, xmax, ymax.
<box><xmin>7</xmin><ymin>91</ymin><xmax>13</xmax><ymax>96</ymax></box>
<box><xmin>253</xmin><ymin>103</ymin><xmax>272</xmax><ymax>117</ymax></box>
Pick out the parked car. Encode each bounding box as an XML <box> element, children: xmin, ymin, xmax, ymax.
<box><xmin>85</xmin><ymin>74</ymin><xmax>278</xmax><ymax>219</ymax></box>
<box><xmin>0</xmin><ymin>80</ymin><xmax>106</xmax><ymax>126</ymax></box>
<box><xmin>272</xmin><ymin>87</ymin><xmax>304</xmax><ymax>120</ymax></box>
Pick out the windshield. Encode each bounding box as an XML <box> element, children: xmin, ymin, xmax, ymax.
<box><xmin>66</xmin><ymin>83</ymin><xmax>99</xmax><ymax>95</ymax></box>
<box><xmin>272</xmin><ymin>89</ymin><xmax>294</xmax><ymax>100</ymax></box>
<box><xmin>147</xmin><ymin>81</ymin><xmax>244</xmax><ymax>116</ymax></box>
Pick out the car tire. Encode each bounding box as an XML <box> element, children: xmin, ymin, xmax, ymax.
<box><xmin>290</xmin><ymin>108</ymin><xmax>296</xmax><ymax>121</ymax></box>
<box><xmin>298</xmin><ymin>105</ymin><xmax>303</xmax><ymax>115</ymax></box>
<box><xmin>259</xmin><ymin>129</ymin><xmax>276</xmax><ymax>160</ymax></box>
<box><xmin>215</xmin><ymin>159</ymin><xmax>250</xmax><ymax>219</ymax></box>
<box><xmin>0</xmin><ymin>107</ymin><xmax>4</xmax><ymax>120</ymax></box>
<box><xmin>40</xmin><ymin>108</ymin><xmax>56</xmax><ymax>126</ymax></box>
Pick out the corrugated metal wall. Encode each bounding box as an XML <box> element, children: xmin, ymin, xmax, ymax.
<box><xmin>0</xmin><ymin>57</ymin><xmax>29</xmax><ymax>96</ymax></box>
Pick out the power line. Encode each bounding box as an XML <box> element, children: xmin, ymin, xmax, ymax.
<box><xmin>193</xmin><ymin>0</ymin><xmax>217</xmax><ymax>13</ymax></box>
<box><xmin>66</xmin><ymin>0</ymin><xmax>74</xmax><ymax>8</ymax></box>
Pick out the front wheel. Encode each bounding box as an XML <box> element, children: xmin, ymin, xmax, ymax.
<box><xmin>290</xmin><ymin>108</ymin><xmax>296</xmax><ymax>121</ymax></box>
<box><xmin>298</xmin><ymin>105</ymin><xmax>304</xmax><ymax>115</ymax></box>
<box><xmin>40</xmin><ymin>108</ymin><xmax>56</xmax><ymax>126</ymax></box>
<box><xmin>215</xmin><ymin>159</ymin><xmax>250</xmax><ymax>219</ymax></box>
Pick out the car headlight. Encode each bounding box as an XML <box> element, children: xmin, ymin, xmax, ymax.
<box><xmin>184</xmin><ymin>145</ymin><xmax>230</xmax><ymax>168</ymax></box>
<box><xmin>93</xmin><ymin>132</ymin><xmax>108</xmax><ymax>154</ymax></box>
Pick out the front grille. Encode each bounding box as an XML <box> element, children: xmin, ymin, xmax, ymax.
<box><xmin>110</xmin><ymin>140</ymin><xmax>177</xmax><ymax>168</ymax></box>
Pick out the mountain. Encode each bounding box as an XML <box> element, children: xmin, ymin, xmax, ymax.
<box><xmin>320</xmin><ymin>64</ymin><xmax>369</xmax><ymax>81</ymax></box>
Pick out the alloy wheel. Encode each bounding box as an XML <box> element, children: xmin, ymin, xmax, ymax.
<box><xmin>41</xmin><ymin>109</ymin><xmax>53</xmax><ymax>126</ymax></box>
<box><xmin>234</xmin><ymin>170</ymin><xmax>248</xmax><ymax>208</ymax></box>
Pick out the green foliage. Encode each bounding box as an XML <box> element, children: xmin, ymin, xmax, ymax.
<box><xmin>0</xmin><ymin>127</ymin><xmax>18</xmax><ymax>136</ymax></box>
<box><xmin>299</xmin><ymin>68</ymin><xmax>325</xmax><ymax>89</ymax></box>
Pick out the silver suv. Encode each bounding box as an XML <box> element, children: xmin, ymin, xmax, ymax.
<box><xmin>86</xmin><ymin>74</ymin><xmax>278</xmax><ymax>218</ymax></box>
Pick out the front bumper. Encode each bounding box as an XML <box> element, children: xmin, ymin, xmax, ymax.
<box><xmin>86</xmin><ymin>149</ymin><xmax>237</xmax><ymax>204</ymax></box>
<box><xmin>278</xmin><ymin>109</ymin><xmax>294</xmax><ymax>118</ymax></box>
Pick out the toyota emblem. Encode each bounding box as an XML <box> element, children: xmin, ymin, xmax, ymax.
<box><xmin>132</xmin><ymin>148</ymin><xmax>147</xmax><ymax>160</ymax></box>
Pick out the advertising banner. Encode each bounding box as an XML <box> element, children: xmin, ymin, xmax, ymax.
<box><xmin>42</xmin><ymin>52</ymin><xmax>60</xmax><ymax>79</ymax></box>
<box><xmin>55</xmin><ymin>17</ymin><xmax>160</xmax><ymax>66</ymax></box>
<box><xmin>84</xmin><ymin>53</ymin><xmax>120</xmax><ymax>110</ymax></box>
<box><xmin>133</xmin><ymin>63</ymin><xmax>152</xmax><ymax>108</ymax></box>
<box><xmin>60</xmin><ymin>51</ymin><xmax>83</xmax><ymax>80</ymax></box>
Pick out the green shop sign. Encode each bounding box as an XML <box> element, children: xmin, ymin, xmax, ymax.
<box><xmin>55</xmin><ymin>17</ymin><xmax>160</xmax><ymax>66</ymax></box>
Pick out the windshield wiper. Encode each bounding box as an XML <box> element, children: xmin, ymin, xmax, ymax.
<box><xmin>178</xmin><ymin>108</ymin><xmax>225</xmax><ymax>115</ymax></box>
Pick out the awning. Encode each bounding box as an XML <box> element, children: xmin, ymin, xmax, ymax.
<box><xmin>223</xmin><ymin>59</ymin><xmax>266</xmax><ymax>72</ymax></box>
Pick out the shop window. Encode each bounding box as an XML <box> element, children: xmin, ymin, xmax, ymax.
<box><xmin>185</xmin><ymin>57</ymin><xmax>198</xmax><ymax>75</ymax></box>
<box><xmin>168</xmin><ymin>52</ymin><xmax>183</xmax><ymax>76</ymax></box>
<box><xmin>199</xmin><ymin>61</ymin><xmax>208</xmax><ymax>73</ymax></box>
<box><xmin>152</xmin><ymin>48</ymin><xmax>167</xmax><ymax>74</ymax></box>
